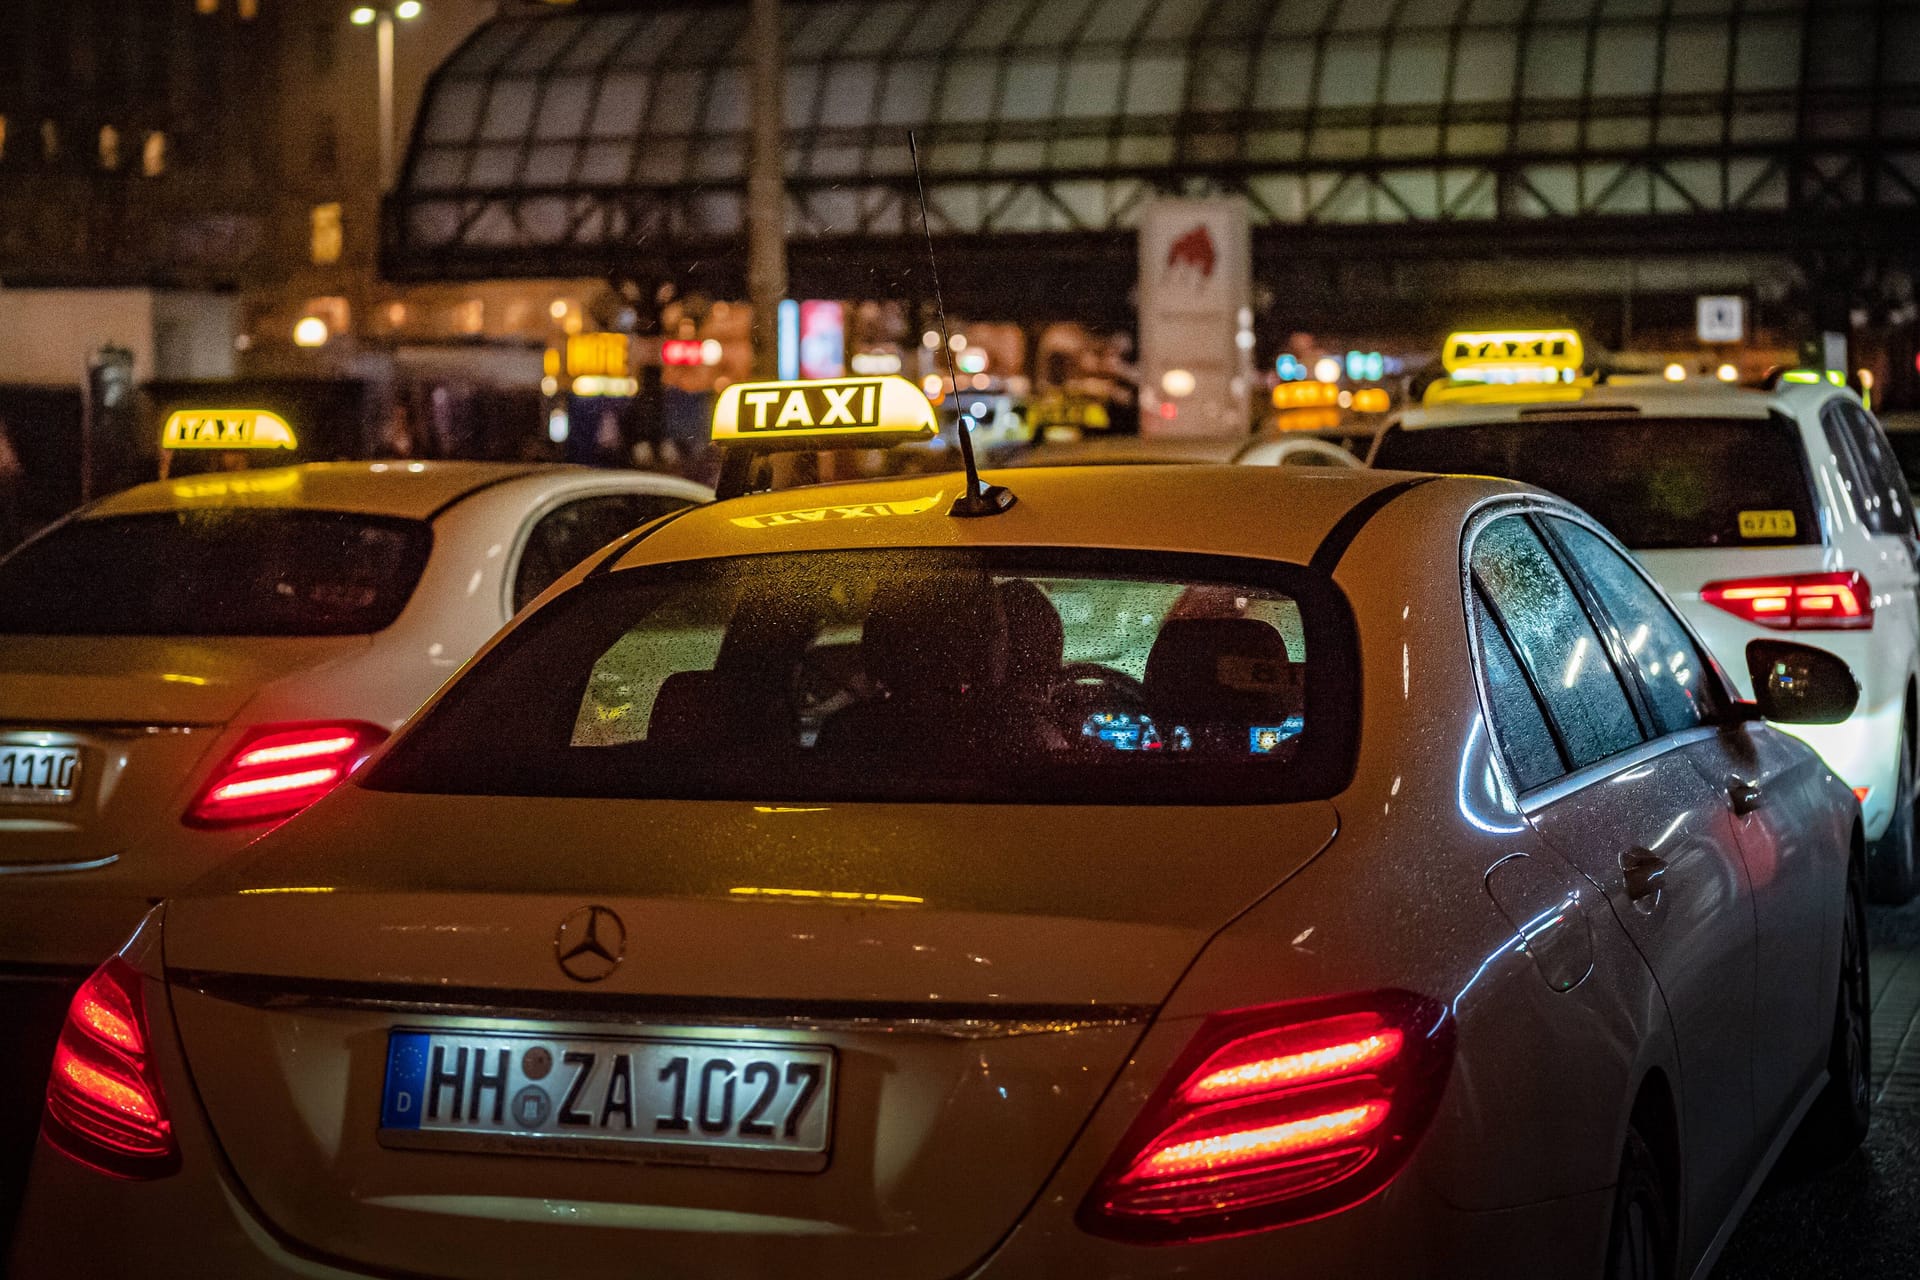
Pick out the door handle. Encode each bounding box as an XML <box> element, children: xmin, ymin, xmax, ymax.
<box><xmin>1728</xmin><ymin>778</ymin><xmax>1765</xmax><ymax>815</ymax></box>
<box><xmin>1621</xmin><ymin>850</ymin><xmax>1668</xmax><ymax>904</ymax></box>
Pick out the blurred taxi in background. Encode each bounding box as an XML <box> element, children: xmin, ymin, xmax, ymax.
<box><xmin>0</xmin><ymin>426</ymin><xmax>707</xmax><ymax>985</ymax></box>
<box><xmin>1375</xmin><ymin>333</ymin><xmax>1920</xmax><ymax>900</ymax></box>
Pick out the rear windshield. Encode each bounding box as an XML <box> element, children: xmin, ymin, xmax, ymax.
<box><xmin>368</xmin><ymin>549</ymin><xmax>1358</xmax><ymax>804</ymax></box>
<box><xmin>0</xmin><ymin>511</ymin><xmax>432</xmax><ymax>636</ymax></box>
<box><xmin>1373</xmin><ymin>415</ymin><xmax>1818</xmax><ymax>550</ymax></box>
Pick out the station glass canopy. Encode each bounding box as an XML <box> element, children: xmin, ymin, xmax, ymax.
<box><xmin>386</xmin><ymin>0</ymin><xmax>1919</xmax><ymax>280</ymax></box>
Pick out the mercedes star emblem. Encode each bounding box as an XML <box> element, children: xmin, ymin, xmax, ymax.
<box><xmin>554</xmin><ymin>904</ymin><xmax>627</xmax><ymax>983</ymax></box>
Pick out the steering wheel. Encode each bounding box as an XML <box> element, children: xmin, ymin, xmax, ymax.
<box><xmin>1058</xmin><ymin>662</ymin><xmax>1150</xmax><ymax>708</ymax></box>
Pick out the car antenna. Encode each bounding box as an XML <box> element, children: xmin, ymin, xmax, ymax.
<box><xmin>910</xmin><ymin>131</ymin><xmax>1015</xmax><ymax>518</ymax></box>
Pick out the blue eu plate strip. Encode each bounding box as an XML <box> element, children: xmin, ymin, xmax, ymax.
<box><xmin>381</xmin><ymin>1031</ymin><xmax>430</xmax><ymax>1131</ymax></box>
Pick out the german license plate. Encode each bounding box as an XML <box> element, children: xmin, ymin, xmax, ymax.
<box><xmin>378</xmin><ymin>1029</ymin><xmax>834</xmax><ymax>1172</ymax></box>
<box><xmin>0</xmin><ymin>746</ymin><xmax>79</xmax><ymax>805</ymax></box>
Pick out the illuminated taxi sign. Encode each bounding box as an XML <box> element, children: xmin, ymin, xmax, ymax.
<box><xmin>711</xmin><ymin>376</ymin><xmax>938</xmax><ymax>448</ymax></box>
<box><xmin>161</xmin><ymin>409</ymin><xmax>298</xmax><ymax>451</ymax></box>
<box><xmin>168</xmin><ymin>469</ymin><xmax>303</xmax><ymax>503</ymax></box>
<box><xmin>729</xmin><ymin>492</ymin><xmax>943</xmax><ymax>530</ymax></box>
<box><xmin>1442</xmin><ymin>330</ymin><xmax>1584</xmax><ymax>375</ymax></box>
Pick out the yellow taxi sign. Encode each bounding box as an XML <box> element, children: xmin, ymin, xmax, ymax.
<box><xmin>711</xmin><ymin>376</ymin><xmax>938</xmax><ymax>448</ymax></box>
<box><xmin>729</xmin><ymin>492</ymin><xmax>944</xmax><ymax>529</ymax></box>
<box><xmin>1423</xmin><ymin>381</ymin><xmax>1590</xmax><ymax>408</ymax></box>
<box><xmin>1441</xmin><ymin>330</ymin><xmax>1584</xmax><ymax>376</ymax></box>
<box><xmin>161</xmin><ymin>409</ymin><xmax>298</xmax><ymax>451</ymax></box>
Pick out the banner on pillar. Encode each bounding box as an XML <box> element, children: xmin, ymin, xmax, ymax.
<box><xmin>1138</xmin><ymin>197</ymin><xmax>1253</xmax><ymax>440</ymax></box>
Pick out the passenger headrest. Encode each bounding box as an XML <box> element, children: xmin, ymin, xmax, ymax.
<box><xmin>997</xmin><ymin>579</ymin><xmax>1064</xmax><ymax>685</ymax></box>
<box><xmin>1144</xmin><ymin>617</ymin><xmax>1303</xmax><ymax>721</ymax></box>
<box><xmin>861</xmin><ymin>574</ymin><xmax>1003</xmax><ymax>696</ymax></box>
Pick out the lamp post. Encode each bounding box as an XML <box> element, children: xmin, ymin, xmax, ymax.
<box><xmin>747</xmin><ymin>0</ymin><xmax>786</xmax><ymax>380</ymax></box>
<box><xmin>349</xmin><ymin>1</ymin><xmax>423</xmax><ymax>191</ymax></box>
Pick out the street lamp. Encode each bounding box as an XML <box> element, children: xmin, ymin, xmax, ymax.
<box><xmin>348</xmin><ymin>3</ymin><xmax>424</xmax><ymax>190</ymax></box>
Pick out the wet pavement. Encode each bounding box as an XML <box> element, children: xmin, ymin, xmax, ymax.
<box><xmin>1716</xmin><ymin>897</ymin><xmax>1920</xmax><ymax>1276</ymax></box>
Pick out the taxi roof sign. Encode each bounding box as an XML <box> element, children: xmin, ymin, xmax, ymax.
<box><xmin>1441</xmin><ymin>330</ymin><xmax>1584</xmax><ymax>376</ymax></box>
<box><xmin>162</xmin><ymin>409</ymin><xmax>299</xmax><ymax>451</ymax></box>
<box><xmin>711</xmin><ymin>376</ymin><xmax>938</xmax><ymax>448</ymax></box>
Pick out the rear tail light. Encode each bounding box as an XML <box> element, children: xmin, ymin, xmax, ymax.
<box><xmin>184</xmin><ymin>720</ymin><xmax>387</xmax><ymax>828</ymax></box>
<box><xmin>43</xmin><ymin>956</ymin><xmax>179</xmax><ymax>1179</ymax></box>
<box><xmin>1081</xmin><ymin>992</ymin><xmax>1452</xmax><ymax>1242</ymax></box>
<box><xmin>1700</xmin><ymin>571</ymin><xmax>1872</xmax><ymax>631</ymax></box>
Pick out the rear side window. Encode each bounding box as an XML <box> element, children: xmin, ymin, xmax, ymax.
<box><xmin>370</xmin><ymin>548</ymin><xmax>1360</xmax><ymax>805</ymax></box>
<box><xmin>1546</xmin><ymin>518</ymin><xmax>1716</xmax><ymax>736</ymax></box>
<box><xmin>1471</xmin><ymin>591</ymin><xmax>1564</xmax><ymax>792</ymax></box>
<box><xmin>0</xmin><ymin>511</ymin><xmax>431</xmax><ymax>636</ymax></box>
<box><xmin>513</xmin><ymin>493</ymin><xmax>695</xmax><ymax>613</ymax></box>
<box><xmin>1471</xmin><ymin>516</ymin><xmax>1643</xmax><ymax>769</ymax></box>
<box><xmin>1821</xmin><ymin>403</ymin><xmax>1915</xmax><ymax>537</ymax></box>
<box><xmin>1376</xmin><ymin>416</ymin><xmax>1818</xmax><ymax>549</ymax></box>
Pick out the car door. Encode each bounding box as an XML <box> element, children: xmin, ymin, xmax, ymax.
<box><xmin>1542</xmin><ymin>512</ymin><xmax>1832</xmax><ymax>1141</ymax></box>
<box><xmin>1468</xmin><ymin>509</ymin><xmax>1759</xmax><ymax>1247</ymax></box>
<box><xmin>511</xmin><ymin>492</ymin><xmax>697</xmax><ymax>616</ymax></box>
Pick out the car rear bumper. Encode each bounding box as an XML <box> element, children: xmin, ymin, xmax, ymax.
<box><xmin>10</xmin><ymin>1118</ymin><xmax>1615</xmax><ymax>1280</ymax></box>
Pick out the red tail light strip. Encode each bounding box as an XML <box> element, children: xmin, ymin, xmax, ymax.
<box><xmin>1132</xmin><ymin>1099</ymin><xmax>1391</xmax><ymax>1181</ymax></box>
<box><xmin>184</xmin><ymin>720</ymin><xmax>387</xmax><ymax>828</ymax></box>
<box><xmin>1181</xmin><ymin>1014</ymin><xmax>1405</xmax><ymax>1104</ymax></box>
<box><xmin>43</xmin><ymin>956</ymin><xmax>180</xmax><ymax>1179</ymax></box>
<box><xmin>1081</xmin><ymin>990</ymin><xmax>1452</xmax><ymax>1243</ymax></box>
<box><xmin>1700</xmin><ymin>571</ymin><xmax>1873</xmax><ymax>631</ymax></box>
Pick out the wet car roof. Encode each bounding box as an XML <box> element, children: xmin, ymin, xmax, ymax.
<box><xmin>612</xmin><ymin>464</ymin><xmax>1520</xmax><ymax>571</ymax></box>
<box><xmin>1400</xmin><ymin>381</ymin><xmax>1834</xmax><ymax>429</ymax></box>
<box><xmin>83</xmin><ymin>461</ymin><xmax>568</xmax><ymax>521</ymax></box>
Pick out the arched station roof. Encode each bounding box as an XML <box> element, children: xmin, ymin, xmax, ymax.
<box><xmin>384</xmin><ymin>0</ymin><xmax>1919</xmax><ymax>283</ymax></box>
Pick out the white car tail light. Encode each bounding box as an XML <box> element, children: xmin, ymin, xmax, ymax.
<box><xmin>1080</xmin><ymin>992</ymin><xmax>1451</xmax><ymax>1242</ymax></box>
<box><xmin>1700</xmin><ymin>571</ymin><xmax>1873</xmax><ymax>631</ymax></box>
<box><xmin>43</xmin><ymin>956</ymin><xmax>179</xmax><ymax>1179</ymax></box>
<box><xmin>184</xmin><ymin>721</ymin><xmax>388</xmax><ymax>828</ymax></box>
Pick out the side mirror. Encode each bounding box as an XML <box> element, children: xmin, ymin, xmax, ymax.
<box><xmin>1744</xmin><ymin>640</ymin><xmax>1859</xmax><ymax>725</ymax></box>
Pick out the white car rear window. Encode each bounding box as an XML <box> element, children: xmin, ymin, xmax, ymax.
<box><xmin>370</xmin><ymin>548</ymin><xmax>1360</xmax><ymax>804</ymax></box>
<box><xmin>0</xmin><ymin>512</ymin><xmax>432</xmax><ymax>636</ymax></box>
<box><xmin>1375</xmin><ymin>415</ymin><xmax>1818</xmax><ymax>550</ymax></box>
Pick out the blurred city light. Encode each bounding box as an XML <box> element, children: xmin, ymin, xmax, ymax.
<box><xmin>1313</xmin><ymin>357</ymin><xmax>1343</xmax><ymax>383</ymax></box>
<box><xmin>292</xmin><ymin>316</ymin><xmax>330</xmax><ymax>348</ymax></box>
<box><xmin>1663</xmin><ymin>363</ymin><xmax>1687</xmax><ymax>381</ymax></box>
<box><xmin>1716</xmin><ymin>363</ymin><xmax>1739</xmax><ymax>382</ymax></box>
<box><xmin>349</xmin><ymin>7</ymin><xmax>376</xmax><ymax>24</ymax></box>
<box><xmin>396</xmin><ymin>0</ymin><xmax>423</xmax><ymax>18</ymax></box>
<box><xmin>1161</xmin><ymin>368</ymin><xmax>1197</xmax><ymax>397</ymax></box>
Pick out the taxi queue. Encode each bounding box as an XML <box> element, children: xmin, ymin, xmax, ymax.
<box><xmin>0</xmin><ymin>343</ymin><xmax>1894</xmax><ymax>1280</ymax></box>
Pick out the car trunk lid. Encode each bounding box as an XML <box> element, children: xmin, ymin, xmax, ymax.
<box><xmin>163</xmin><ymin>790</ymin><xmax>1340</xmax><ymax>1280</ymax></box>
<box><xmin>0</xmin><ymin>635</ymin><xmax>368</xmax><ymax>867</ymax></box>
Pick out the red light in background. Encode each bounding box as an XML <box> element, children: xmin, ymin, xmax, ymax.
<box><xmin>1701</xmin><ymin>571</ymin><xmax>1872</xmax><ymax>631</ymax></box>
<box><xmin>184</xmin><ymin>721</ymin><xmax>387</xmax><ymax>828</ymax></box>
<box><xmin>662</xmin><ymin>340</ymin><xmax>704</xmax><ymax>366</ymax></box>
